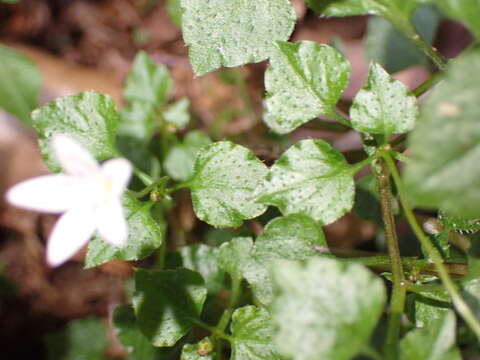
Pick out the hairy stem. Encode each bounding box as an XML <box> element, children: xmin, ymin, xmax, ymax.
<box><xmin>375</xmin><ymin>158</ymin><xmax>405</xmax><ymax>360</ymax></box>
<box><xmin>383</xmin><ymin>152</ymin><xmax>480</xmax><ymax>340</ymax></box>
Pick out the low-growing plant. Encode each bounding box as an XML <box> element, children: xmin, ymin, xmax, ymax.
<box><xmin>2</xmin><ymin>0</ymin><xmax>480</xmax><ymax>359</ymax></box>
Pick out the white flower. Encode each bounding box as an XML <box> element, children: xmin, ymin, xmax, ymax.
<box><xmin>5</xmin><ymin>134</ymin><xmax>132</xmax><ymax>267</ymax></box>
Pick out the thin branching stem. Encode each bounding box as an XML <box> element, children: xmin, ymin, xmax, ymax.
<box><xmin>375</xmin><ymin>158</ymin><xmax>405</xmax><ymax>360</ymax></box>
<box><xmin>382</xmin><ymin>152</ymin><xmax>480</xmax><ymax>340</ymax></box>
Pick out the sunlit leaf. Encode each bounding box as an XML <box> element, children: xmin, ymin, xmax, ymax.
<box><xmin>230</xmin><ymin>306</ymin><xmax>282</xmax><ymax>360</ymax></box>
<box><xmin>259</xmin><ymin>139</ymin><xmax>355</xmax><ymax>225</ymax></box>
<box><xmin>181</xmin><ymin>0</ymin><xmax>296</xmax><ymax>76</ymax></box>
<box><xmin>190</xmin><ymin>141</ymin><xmax>268</xmax><ymax>228</ymax></box>
<box><xmin>264</xmin><ymin>41</ymin><xmax>350</xmax><ymax>134</ymax></box>
<box><xmin>405</xmin><ymin>51</ymin><xmax>480</xmax><ymax>218</ymax></box>
<box><xmin>270</xmin><ymin>257</ymin><xmax>386</xmax><ymax>360</ymax></box>
<box><xmin>350</xmin><ymin>63</ymin><xmax>418</xmax><ymax>138</ymax></box>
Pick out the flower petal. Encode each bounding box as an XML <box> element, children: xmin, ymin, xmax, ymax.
<box><xmin>6</xmin><ymin>174</ymin><xmax>85</xmax><ymax>213</ymax></box>
<box><xmin>101</xmin><ymin>158</ymin><xmax>132</xmax><ymax>196</ymax></box>
<box><xmin>46</xmin><ymin>207</ymin><xmax>96</xmax><ymax>267</ymax></box>
<box><xmin>52</xmin><ymin>134</ymin><xmax>99</xmax><ymax>177</ymax></box>
<box><xmin>96</xmin><ymin>200</ymin><xmax>128</xmax><ymax>247</ymax></box>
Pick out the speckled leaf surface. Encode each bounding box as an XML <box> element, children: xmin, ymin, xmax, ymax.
<box><xmin>400</xmin><ymin>311</ymin><xmax>461</xmax><ymax>360</ymax></box>
<box><xmin>259</xmin><ymin>139</ymin><xmax>355</xmax><ymax>225</ymax></box>
<box><xmin>264</xmin><ymin>41</ymin><xmax>350</xmax><ymax>134</ymax></box>
<box><xmin>85</xmin><ymin>194</ymin><xmax>164</xmax><ymax>268</ymax></box>
<box><xmin>218</xmin><ymin>237</ymin><xmax>254</xmax><ymax>282</ymax></box>
<box><xmin>164</xmin><ymin>130</ymin><xmax>211</xmax><ymax>182</ymax></box>
<box><xmin>133</xmin><ymin>268</ymin><xmax>207</xmax><ymax>347</ymax></box>
<box><xmin>190</xmin><ymin>141</ymin><xmax>268</xmax><ymax>228</ymax></box>
<box><xmin>32</xmin><ymin>91</ymin><xmax>119</xmax><ymax>172</ymax></box>
<box><xmin>245</xmin><ymin>214</ymin><xmax>327</xmax><ymax>304</ymax></box>
<box><xmin>230</xmin><ymin>306</ymin><xmax>282</xmax><ymax>360</ymax></box>
<box><xmin>270</xmin><ymin>257</ymin><xmax>386</xmax><ymax>360</ymax></box>
<box><xmin>180</xmin><ymin>0</ymin><xmax>295</xmax><ymax>76</ymax></box>
<box><xmin>404</xmin><ymin>52</ymin><xmax>480</xmax><ymax>218</ymax></box>
<box><xmin>180</xmin><ymin>244</ymin><xmax>225</xmax><ymax>294</ymax></box>
<box><xmin>350</xmin><ymin>63</ymin><xmax>418</xmax><ymax>138</ymax></box>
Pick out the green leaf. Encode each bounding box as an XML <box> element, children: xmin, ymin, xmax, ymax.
<box><xmin>180</xmin><ymin>0</ymin><xmax>296</xmax><ymax>76</ymax></box>
<box><xmin>245</xmin><ymin>214</ymin><xmax>327</xmax><ymax>305</ymax></box>
<box><xmin>46</xmin><ymin>318</ymin><xmax>107</xmax><ymax>360</ymax></box>
<box><xmin>118</xmin><ymin>101</ymin><xmax>157</xmax><ymax>141</ymax></box>
<box><xmin>181</xmin><ymin>338</ymin><xmax>214</xmax><ymax>360</ymax></box>
<box><xmin>167</xmin><ymin>0</ymin><xmax>183</xmax><ymax>26</ymax></box>
<box><xmin>124</xmin><ymin>51</ymin><xmax>172</xmax><ymax>105</ymax></box>
<box><xmin>305</xmin><ymin>0</ymin><xmax>380</xmax><ymax>16</ymax></box>
<box><xmin>180</xmin><ymin>244</ymin><xmax>225</xmax><ymax>294</ymax></box>
<box><xmin>0</xmin><ymin>45</ymin><xmax>41</xmax><ymax>124</ymax></box>
<box><xmin>264</xmin><ymin>41</ymin><xmax>350</xmax><ymax>134</ymax></box>
<box><xmin>411</xmin><ymin>295</ymin><xmax>451</xmax><ymax>328</ymax></box>
<box><xmin>436</xmin><ymin>0</ymin><xmax>480</xmax><ymax>39</ymax></box>
<box><xmin>85</xmin><ymin>194</ymin><xmax>164</xmax><ymax>268</ymax></box>
<box><xmin>259</xmin><ymin>139</ymin><xmax>355</xmax><ymax>225</ymax></box>
<box><xmin>404</xmin><ymin>51</ymin><xmax>480</xmax><ymax>218</ymax></box>
<box><xmin>305</xmin><ymin>0</ymin><xmax>427</xmax><ymax>17</ymax></box>
<box><xmin>365</xmin><ymin>6</ymin><xmax>441</xmax><ymax>73</ymax></box>
<box><xmin>164</xmin><ymin>97</ymin><xmax>191</xmax><ymax>130</ymax></box>
<box><xmin>353</xmin><ymin>175</ymin><xmax>383</xmax><ymax>225</ymax></box>
<box><xmin>32</xmin><ymin>91</ymin><xmax>119</xmax><ymax>172</ymax></box>
<box><xmin>270</xmin><ymin>257</ymin><xmax>386</xmax><ymax>360</ymax></box>
<box><xmin>190</xmin><ymin>141</ymin><xmax>268</xmax><ymax>228</ymax></box>
<box><xmin>218</xmin><ymin>237</ymin><xmax>254</xmax><ymax>281</ymax></box>
<box><xmin>350</xmin><ymin>63</ymin><xmax>418</xmax><ymax>138</ymax></box>
<box><xmin>164</xmin><ymin>131</ymin><xmax>212</xmax><ymax>182</ymax></box>
<box><xmin>230</xmin><ymin>306</ymin><xmax>282</xmax><ymax>360</ymax></box>
<box><xmin>400</xmin><ymin>311</ymin><xmax>461</xmax><ymax>360</ymax></box>
<box><xmin>133</xmin><ymin>268</ymin><xmax>207</xmax><ymax>347</ymax></box>
<box><xmin>114</xmin><ymin>305</ymin><xmax>162</xmax><ymax>360</ymax></box>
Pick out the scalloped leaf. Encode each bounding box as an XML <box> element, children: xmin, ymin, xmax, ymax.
<box><xmin>259</xmin><ymin>139</ymin><xmax>355</xmax><ymax>225</ymax></box>
<box><xmin>264</xmin><ymin>41</ymin><xmax>350</xmax><ymax>134</ymax></box>
<box><xmin>190</xmin><ymin>141</ymin><xmax>268</xmax><ymax>228</ymax></box>
<box><xmin>181</xmin><ymin>0</ymin><xmax>296</xmax><ymax>76</ymax></box>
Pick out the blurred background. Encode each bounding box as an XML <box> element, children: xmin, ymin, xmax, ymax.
<box><xmin>0</xmin><ymin>0</ymin><xmax>474</xmax><ymax>358</ymax></box>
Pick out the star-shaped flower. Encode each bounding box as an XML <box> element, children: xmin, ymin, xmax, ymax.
<box><xmin>6</xmin><ymin>134</ymin><xmax>132</xmax><ymax>267</ymax></box>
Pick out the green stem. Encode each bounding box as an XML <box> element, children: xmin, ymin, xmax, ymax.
<box><xmin>232</xmin><ymin>68</ymin><xmax>258</xmax><ymax>125</ymax></box>
<box><xmin>387</xmin><ymin>15</ymin><xmax>447</xmax><ymax>71</ymax></box>
<box><xmin>350</xmin><ymin>152</ymin><xmax>383</xmax><ymax>175</ymax></box>
<box><xmin>412</xmin><ymin>71</ymin><xmax>443</xmax><ymax>97</ymax></box>
<box><xmin>382</xmin><ymin>152</ymin><xmax>480</xmax><ymax>340</ymax></box>
<box><xmin>340</xmin><ymin>255</ymin><xmax>466</xmax><ymax>277</ymax></box>
<box><xmin>191</xmin><ymin>318</ymin><xmax>234</xmax><ymax>342</ymax></box>
<box><xmin>375</xmin><ymin>158</ymin><xmax>405</xmax><ymax>360</ymax></box>
<box><xmin>166</xmin><ymin>179</ymin><xmax>194</xmax><ymax>193</ymax></box>
<box><xmin>214</xmin><ymin>277</ymin><xmax>242</xmax><ymax>359</ymax></box>
<box><xmin>133</xmin><ymin>168</ymin><xmax>154</xmax><ymax>186</ymax></box>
